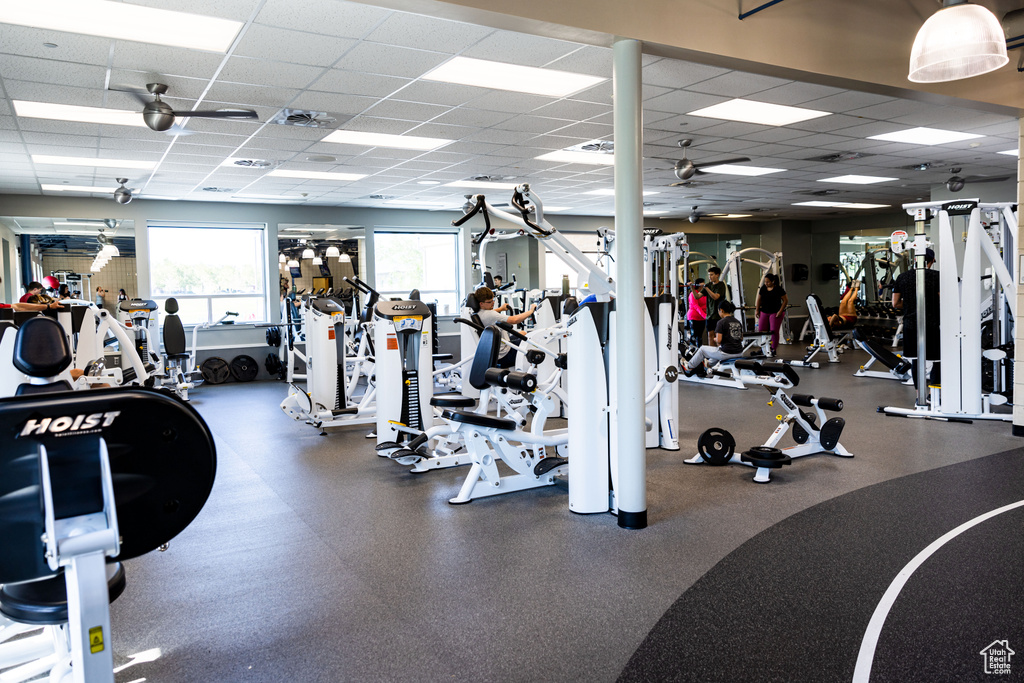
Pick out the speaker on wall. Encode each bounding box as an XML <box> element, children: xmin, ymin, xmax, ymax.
<box><xmin>791</xmin><ymin>263</ymin><xmax>809</xmax><ymax>282</ymax></box>
<box><xmin>821</xmin><ymin>263</ymin><xmax>840</xmax><ymax>281</ymax></box>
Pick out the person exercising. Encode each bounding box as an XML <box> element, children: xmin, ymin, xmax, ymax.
<box><xmin>683</xmin><ymin>300</ymin><xmax>744</xmax><ymax>376</ymax></box>
<box><xmin>685</xmin><ymin>278</ymin><xmax>708</xmax><ymax>347</ymax></box>
<box><xmin>755</xmin><ymin>273</ymin><xmax>788</xmax><ymax>356</ymax></box>
<box><xmin>475</xmin><ymin>286</ymin><xmax>536</xmax><ymax>368</ymax></box>
<box><xmin>892</xmin><ymin>248</ymin><xmax>940</xmax><ymax>383</ymax></box>
<box><xmin>703</xmin><ymin>266</ymin><xmax>727</xmax><ymax>345</ymax></box>
<box><xmin>828</xmin><ymin>280</ymin><xmax>861</xmax><ymax>329</ymax></box>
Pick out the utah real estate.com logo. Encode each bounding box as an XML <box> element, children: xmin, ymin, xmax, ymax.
<box><xmin>980</xmin><ymin>640</ymin><xmax>1014</xmax><ymax>675</ymax></box>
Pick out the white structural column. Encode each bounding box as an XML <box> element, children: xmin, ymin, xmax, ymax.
<box><xmin>612</xmin><ymin>37</ymin><xmax>648</xmax><ymax>528</ymax></box>
<box><xmin>1015</xmin><ymin>116</ymin><xmax>1024</xmax><ymax>436</ymax></box>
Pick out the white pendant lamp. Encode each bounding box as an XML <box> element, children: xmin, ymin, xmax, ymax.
<box><xmin>301</xmin><ymin>247</ymin><xmax>315</xmax><ymax>259</ymax></box>
<box><xmin>338</xmin><ymin>253</ymin><xmax>352</xmax><ymax>263</ymax></box>
<box><xmin>909</xmin><ymin>0</ymin><xmax>1008</xmax><ymax>83</ymax></box>
<box><xmin>279</xmin><ymin>253</ymin><xmax>287</xmax><ymax>263</ymax></box>
<box><xmin>325</xmin><ymin>245</ymin><xmax>340</xmax><ymax>258</ymax></box>
<box><xmin>287</xmin><ymin>259</ymin><xmax>299</xmax><ymax>268</ymax></box>
<box><xmin>312</xmin><ymin>255</ymin><xmax>323</xmax><ymax>265</ymax></box>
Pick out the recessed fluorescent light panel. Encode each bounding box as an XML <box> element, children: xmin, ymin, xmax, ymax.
<box><xmin>700</xmin><ymin>164</ymin><xmax>785</xmax><ymax>176</ymax></box>
<box><xmin>32</xmin><ymin>154</ymin><xmax>156</xmax><ymax>169</ymax></box>
<box><xmin>793</xmin><ymin>201</ymin><xmax>890</xmax><ymax>209</ymax></box>
<box><xmin>41</xmin><ymin>184</ymin><xmax>116</xmax><ymax>192</ymax></box>
<box><xmin>0</xmin><ymin>0</ymin><xmax>242</xmax><ymax>52</ymax></box>
<box><xmin>444</xmin><ymin>180</ymin><xmax>520</xmax><ymax>190</ymax></box>
<box><xmin>14</xmin><ymin>101</ymin><xmax>145</xmax><ymax>127</ymax></box>
<box><xmin>867</xmin><ymin>127</ymin><xmax>984</xmax><ymax>145</ymax></box>
<box><xmin>687</xmin><ymin>98</ymin><xmax>831</xmax><ymax>126</ymax></box>
<box><xmin>536</xmin><ymin>150</ymin><xmax>616</xmax><ymax>166</ymax></box>
<box><xmin>818</xmin><ymin>175</ymin><xmax>897</xmax><ymax>185</ymax></box>
<box><xmin>998</xmin><ymin>149</ymin><xmax>1019</xmax><ymax>156</ymax></box>
<box><xmin>583</xmin><ymin>189</ymin><xmax>660</xmax><ymax>196</ymax></box>
<box><xmin>423</xmin><ymin>56</ymin><xmax>606</xmax><ymax>98</ymax></box>
<box><xmin>321</xmin><ymin>130</ymin><xmax>451</xmax><ymax>151</ymax></box>
<box><xmin>267</xmin><ymin>169</ymin><xmax>367</xmax><ymax>181</ymax></box>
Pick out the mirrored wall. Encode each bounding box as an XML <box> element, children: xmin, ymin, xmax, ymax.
<box><xmin>0</xmin><ymin>216</ymin><xmax>137</xmax><ymax>315</ymax></box>
<box><xmin>277</xmin><ymin>224</ymin><xmax>365</xmax><ymax>300</ymax></box>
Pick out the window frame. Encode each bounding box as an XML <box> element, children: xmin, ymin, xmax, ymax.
<box><xmin>146</xmin><ymin>221</ymin><xmax>269</xmax><ymax>326</ymax></box>
<box><xmin>372</xmin><ymin>227</ymin><xmax>465</xmax><ymax>314</ymax></box>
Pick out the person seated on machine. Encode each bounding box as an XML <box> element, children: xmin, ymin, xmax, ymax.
<box><xmin>827</xmin><ymin>280</ymin><xmax>861</xmax><ymax>330</ymax></box>
<box><xmin>475</xmin><ymin>286</ymin><xmax>537</xmax><ymax>368</ymax></box>
<box><xmin>683</xmin><ymin>300</ymin><xmax>744</xmax><ymax>377</ymax></box>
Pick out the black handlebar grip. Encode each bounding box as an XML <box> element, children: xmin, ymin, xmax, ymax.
<box><xmin>503</xmin><ymin>370</ymin><xmax>537</xmax><ymax>392</ymax></box>
<box><xmin>495</xmin><ymin>320</ymin><xmax>528</xmax><ymax>341</ymax></box>
<box><xmin>791</xmin><ymin>393</ymin><xmax>815</xmax><ymax>407</ymax></box>
<box><xmin>816</xmin><ymin>397</ymin><xmax>844</xmax><ymax>412</ymax></box>
<box><xmin>453</xmin><ymin>317</ymin><xmax>485</xmax><ymax>333</ymax></box>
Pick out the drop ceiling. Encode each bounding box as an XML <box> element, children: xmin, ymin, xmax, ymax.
<box><xmin>0</xmin><ymin>0</ymin><xmax>1018</xmax><ymax>221</ymax></box>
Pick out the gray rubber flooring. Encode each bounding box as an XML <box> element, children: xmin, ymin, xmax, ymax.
<box><xmin>105</xmin><ymin>343</ymin><xmax>1023</xmax><ymax>682</ymax></box>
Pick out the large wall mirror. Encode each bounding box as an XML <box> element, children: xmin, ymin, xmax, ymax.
<box><xmin>277</xmin><ymin>224</ymin><xmax>365</xmax><ymax>301</ymax></box>
<box><xmin>0</xmin><ymin>216</ymin><xmax>136</xmax><ymax>314</ymax></box>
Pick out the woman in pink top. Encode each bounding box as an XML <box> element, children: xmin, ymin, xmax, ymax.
<box><xmin>685</xmin><ymin>278</ymin><xmax>708</xmax><ymax>347</ymax></box>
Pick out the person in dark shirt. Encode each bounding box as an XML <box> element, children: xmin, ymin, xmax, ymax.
<box><xmin>755</xmin><ymin>272</ymin><xmax>788</xmax><ymax>356</ymax></box>
<box><xmin>703</xmin><ymin>266</ymin><xmax>727</xmax><ymax>345</ymax></box>
<box><xmin>892</xmin><ymin>248</ymin><xmax>940</xmax><ymax>382</ymax></box>
<box><xmin>683</xmin><ymin>300</ymin><xmax>744</xmax><ymax>376</ymax></box>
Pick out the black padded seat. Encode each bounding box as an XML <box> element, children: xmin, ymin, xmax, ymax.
<box><xmin>15</xmin><ymin>380</ymin><xmax>73</xmax><ymax>396</ymax></box>
<box><xmin>0</xmin><ymin>563</ymin><xmax>126</xmax><ymax>626</ymax></box>
<box><xmin>441</xmin><ymin>409</ymin><xmax>516</xmax><ymax>431</ymax></box>
<box><xmin>430</xmin><ymin>393</ymin><xmax>476</xmax><ymax>408</ymax></box>
<box><xmin>13</xmin><ymin>317</ymin><xmax>71</xmax><ymax>378</ymax></box>
<box><xmin>163</xmin><ymin>298</ymin><xmax>188</xmax><ymax>358</ymax></box>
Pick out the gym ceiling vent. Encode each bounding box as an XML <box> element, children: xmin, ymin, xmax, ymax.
<box><xmin>792</xmin><ymin>188</ymin><xmax>842</xmax><ymax>196</ymax></box>
<box><xmin>271</xmin><ymin>109</ymin><xmax>345</xmax><ymax>128</ymax></box>
<box><xmin>232</xmin><ymin>159</ymin><xmax>273</xmax><ymax>168</ymax></box>
<box><xmin>805</xmin><ymin>151</ymin><xmax>873</xmax><ymax>163</ymax></box>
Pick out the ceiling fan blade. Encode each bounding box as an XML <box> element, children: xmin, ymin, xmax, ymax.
<box><xmin>964</xmin><ymin>175</ymin><xmax>1013</xmax><ymax>183</ymax></box>
<box><xmin>692</xmin><ymin>156</ymin><xmax>752</xmax><ymax>170</ymax></box>
<box><xmin>172</xmin><ymin>109</ymin><xmax>258</xmax><ymax>119</ymax></box>
<box><xmin>107</xmin><ymin>85</ymin><xmax>149</xmax><ymax>105</ymax></box>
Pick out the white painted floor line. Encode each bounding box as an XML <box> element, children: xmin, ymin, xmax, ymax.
<box><xmin>852</xmin><ymin>499</ymin><xmax>1024</xmax><ymax>682</ymax></box>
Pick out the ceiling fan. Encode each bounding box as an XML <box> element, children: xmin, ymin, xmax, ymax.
<box><xmin>111</xmin><ymin>83</ymin><xmax>258</xmax><ymax>133</ymax></box>
<box><xmin>659</xmin><ymin>139</ymin><xmax>751</xmax><ymax>186</ymax></box>
<box><xmin>945</xmin><ymin>167</ymin><xmax>1013</xmax><ymax>193</ymax></box>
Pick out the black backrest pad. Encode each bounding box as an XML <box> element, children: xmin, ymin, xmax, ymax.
<box><xmin>469</xmin><ymin>327</ymin><xmax>502</xmax><ymax>390</ymax></box>
<box><xmin>165</xmin><ymin>297</ymin><xmax>180</xmax><ymax>315</ymax></box>
<box><xmin>0</xmin><ymin>387</ymin><xmax>217</xmax><ymax>585</ymax></box>
<box><xmin>13</xmin><ymin>317</ymin><xmax>71</xmax><ymax>378</ymax></box>
<box><xmin>163</xmin><ymin>312</ymin><xmax>187</xmax><ymax>356</ymax></box>
<box><xmin>465</xmin><ymin>292</ymin><xmax>480</xmax><ymax>313</ymax></box>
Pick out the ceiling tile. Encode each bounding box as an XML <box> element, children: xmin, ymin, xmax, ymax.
<box><xmin>203</xmin><ymin>82</ymin><xmax>299</xmax><ymax>109</ymax></box>
<box><xmin>492</xmin><ymin>115</ymin><xmax>575</xmax><ymax>134</ymax></box>
<box><xmin>687</xmin><ymin>71</ymin><xmax>792</xmax><ymax>98</ymax></box>
<box><xmin>462</xmin><ymin>30</ymin><xmax>582</xmax><ymax>67</ymax></box>
<box><xmin>0</xmin><ymin>25</ymin><xmax>111</xmax><ymax>66</ymax></box>
<box><xmin>754</xmin><ymin>81</ymin><xmax>846</xmax><ymax>106</ymax></box>
<box><xmin>429</xmin><ymin>108</ymin><xmax>512</xmax><ymax>128</ymax></box>
<box><xmin>643</xmin><ymin>90</ymin><xmax>729</xmax><ymax>115</ymax></box>
<box><xmin>310</xmin><ymin>70</ymin><xmax>411</xmax><ymax>99</ymax></box>
<box><xmin>219</xmin><ymin>57</ymin><xmax>326</xmax><ymax>89</ymax></box>
<box><xmin>364</xmin><ymin>13</ymin><xmax>493</xmax><ymax>53</ymax></box>
<box><xmin>642</xmin><ymin>60</ymin><xmax>730</xmax><ymax>88</ymax></box>
<box><xmin>363</xmin><ymin>99</ymin><xmax>451</xmax><ymax>122</ymax></box>
<box><xmin>544</xmin><ymin>46</ymin><xmax>612</xmax><ymax>77</ymax></box>
<box><xmin>255</xmin><ymin>0</ymin><xmax>391</xmax><ymax>38</ymax></box>
<box><xmin>531</xmin><ymin>99</ymin><xmax>612</xmax><ymax>121</ymax></box>
<box><xmin>339</xmin><ymin>115</ymin><xmax>418</xmax><ymax>135</ymax></box>
<box><xmin>285</xmin><ymin>91</ymin><xmax>378</xmax><ymax>115</ymax></box>
<box><xmin>336</xmin><ymin>43</ymin><xmax>448</xmax><ymax>79</ymax></box>
<box><xmin>465</xmin><ymin>90</ymin><xmax>557</xmax><ymax>114</ymax></box>
<box><xmin>233</xmin><ymin>24</ymin><xmax>358</xmax><ymax>67</ymax></box>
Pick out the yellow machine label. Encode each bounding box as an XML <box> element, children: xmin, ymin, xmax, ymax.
<box><xmin>89</xmin><ymin>626</ymin><xmax>104</xmax><ymax>653</ymax></box>
<box><xmin>393</xmin><ymin>315</ymin><xmax>422</xmax><ymax>322</ymax></box>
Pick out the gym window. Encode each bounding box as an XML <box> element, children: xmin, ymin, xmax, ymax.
<box><xmin>148</xmin><ymin>222</ymin><xmax>268</xmax><ymax>325</ymax></box>
<box><xmin>373</xmin><ymin>229</ymin><xmax>463</xmax><ymax>315</ymax></box>
<box><xmin>544</xmin><ymin>231</ymin><xmax>607</xmax><ymax>291</ymax></box>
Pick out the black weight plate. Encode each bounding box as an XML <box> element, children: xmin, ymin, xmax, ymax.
<box><xmin>819</xmin><ymin>417</ymin><xmax>845</xmax><ymax>451</ymax></box>
<box><xmin>265</xmin><ymin>353</ymin><xmax>283</xmax><ymax>377</ymax></box>
<box><xmin>697</xmin><ymin>427</ymin><xmax>735</xmax><ymax>466</ymax></box>
<box><xmin>229</xmin><ymin>355</ymin><xmax>259</xmax><ymax>382</ymax></box>
<box><xmin>266</xmin><ymin>326</ymin><xmax>281</xmax><ymax>347</ymax></box>
<box><xmin>200</xmin><ymin>357</ymin><xmax>230</xmax><ymax>384</ymax></box>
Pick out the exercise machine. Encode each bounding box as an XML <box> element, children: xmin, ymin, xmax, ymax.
<box><xmin>685</xmin><ymin>359</ymin><xmax>851</xmax><ymax>482</ymax></box>
<box><xmin>851</xmin><ymin>328</ymin><xmax>912</xmax><ymax>382</ymax></box>
<box><xmin>725</xmin><ymin>247</ymin><xmax>791</xmax><ymax>342</ymax></box>
<box><xmin>0</xmin><ymin>317</ymin><xmax>216</xmax><ymax>683</ymax></box>
<box><xmin>880</xmin><ymin>200</ymin><xmax>1017</xmax><ymax>422</ymax></box>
